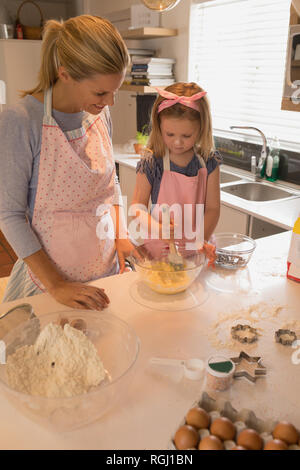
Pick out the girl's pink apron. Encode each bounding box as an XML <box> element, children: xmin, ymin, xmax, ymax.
<box><xmin>144</xmin><ymin>149</ymin><xmax>207</xmax><ymax>257</ymax></box>
<box><xmin>29</xmin><ymin>88</ymin><xmax>118</xmax><ymax>290</ymax></box>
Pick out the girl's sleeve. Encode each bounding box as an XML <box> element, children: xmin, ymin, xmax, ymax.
<box><xmin>206</xmin><ymin>150</ymin><xmax>223</xmax><ymax>176</ymax></box>
<box><xmin>0</xmin><ymin>108</ymin><xmax>42</xmax><ymax>259</ymax></box>
<box><xmin>136</xmin><ymin>156</ymin><xmax>155</xmax><ymax>186</ymax></box>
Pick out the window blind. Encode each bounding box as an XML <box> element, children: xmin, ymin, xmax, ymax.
<box><xmin>188</xmin><ymin>0</ymin><xmax>300</xmax><ymax>151</ymax></box>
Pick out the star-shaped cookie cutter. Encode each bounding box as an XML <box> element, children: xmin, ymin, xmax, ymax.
<box><xmin>230</xmin><ymin>351</ymin><xmax>266</xmax><ymax>383</ymax></box>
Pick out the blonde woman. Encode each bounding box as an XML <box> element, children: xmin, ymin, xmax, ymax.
<box><xmin>131</xmin><ymin>82</ymin><xmax>221</xmax><ymax>262</ymax></box>
<box><xmin>0</xmin><ymin>15</ymin><xmax>135</xmax><ymax>310</ymax></box>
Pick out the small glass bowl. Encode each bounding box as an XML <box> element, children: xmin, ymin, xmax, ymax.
<box><xmin>214</xmin><ymin>233</ymin><xmax>256</xmax><ymax>269</ymax></box>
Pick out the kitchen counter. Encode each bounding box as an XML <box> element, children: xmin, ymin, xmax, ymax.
<box><xmin>0</xmin><ymin>231</ymin><xmax>299</xmax><ymax>450</ymax></box>
<box><xmin>114</xmin><ymin>148</ymin><xmax>300</xmax><ymax>231</ymax></box>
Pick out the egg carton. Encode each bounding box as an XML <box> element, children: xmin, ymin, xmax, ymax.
<box><xmin>169</xmin><ymin>392</ymin><xmax>300</xmax><ymax>450</ymax></box>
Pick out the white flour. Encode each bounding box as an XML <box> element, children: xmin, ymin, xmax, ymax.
<box><xmin>6</xmin><ymin>323</ymin><xmax>106</xmax><ymax>398</ymax></box>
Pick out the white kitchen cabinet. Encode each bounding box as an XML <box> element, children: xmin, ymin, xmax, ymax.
<box><xmin>215</xmin><ymin>204</ymin><xmax>249</xmax><ymax>235</ymax></box>
<box><xmin>118</xmin><ymin>163</ymin><xmax>137</xmax><ymax>221</ymax></box>
<box><xmin>110</xmin><ymin>92</ymin><xmax>137</xmax><ymax>144</ymax></box>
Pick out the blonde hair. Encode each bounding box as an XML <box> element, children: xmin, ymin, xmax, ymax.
<box><xmin>21</xmin><ymin>15</ymin><xmax>130</xmax><ymax>97</ymax></box>
<box><xmin>147</xmin><ymin>82</ymin><xmax>215</xmax><ymax>161</ymax></box>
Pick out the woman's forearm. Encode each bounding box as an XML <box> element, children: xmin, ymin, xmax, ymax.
<box><xmin>23</xmin><ymin>249</ymin><xmax>64</xmax><ymax>291</ymax></box>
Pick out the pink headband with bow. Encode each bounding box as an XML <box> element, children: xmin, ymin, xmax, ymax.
<box><xmin>155</xmin><ymin>87</ymin><xmax>207</xmax><ymax>113</ymax></box>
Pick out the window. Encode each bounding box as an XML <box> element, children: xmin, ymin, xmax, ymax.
<box><xmin>188</xmin><ymin>0</ymin><xmax>300</xmax><ymax>151</ymax></box>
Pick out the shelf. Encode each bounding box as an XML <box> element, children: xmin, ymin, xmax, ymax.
<box><xmin>292</xmin><ymin>60</ymin><xmax>300</xmax><ymax>67</ymax></box>
<box><xmin>120</xmin><ymin>84</ymin><xmax>164</xmax><ymax>93</ymax></box>
<box><xmin>120</xmin><ymin>27</ymin><xmax>178</xmax><ymax>40</ymax></box>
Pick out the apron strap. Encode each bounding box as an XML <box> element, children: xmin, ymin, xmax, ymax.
<box><xmin>163</xmin><ymin>147</ymin><xmax>207</xmax><ymax>170</ymax></box>
<box><xmin>43</xmin><ymin>87</ymin><xmax>52</xmax><ymax>118</ymax></box>
<box><xmin>163</xmin><ymin>148</ymin><xmax>170</xmax><ymax>171</ymax></box>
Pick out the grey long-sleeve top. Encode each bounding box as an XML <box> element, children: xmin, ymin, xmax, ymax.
<box><xmin>0</xmin><ymin>95</ymin><xmax>121</xmax><ymax>260</ymax></box>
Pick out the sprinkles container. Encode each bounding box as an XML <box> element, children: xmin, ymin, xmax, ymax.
<box><xmin>205</xmin><ymin>356</ymin><xmax>235</xmax><ymax>391</ymax></box>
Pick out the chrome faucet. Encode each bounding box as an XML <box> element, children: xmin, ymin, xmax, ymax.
<box><xmin>230</xmin><ymin>126</ymin><xmax>268</xmax><ymax>181</ymax></box>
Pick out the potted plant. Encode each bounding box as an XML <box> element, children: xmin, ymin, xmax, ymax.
<box><xmin>134</xmin><ymin>124</ymin><xmax>149</xmax><ymax>154</ymax></box>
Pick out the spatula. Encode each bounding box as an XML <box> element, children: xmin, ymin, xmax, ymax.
<box><xmin>161</xmin><ymin>204</ymin><xmax>184</xmax><ymax>270</ymax></box>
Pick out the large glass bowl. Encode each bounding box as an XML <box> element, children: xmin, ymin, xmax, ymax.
<box><xmin>214</xmin><ymin>232</ymin><xmax>256</xmax><ymax>269</ymax></box>
<box><xmin>0</xmin><ymin>310</ymin><xmax>140</xmax><ymax>432</ymax></box>
<box><xmin>131</xmin><ymin>243</ymin><xmax>206</xmax><ymax>294</ymax></box>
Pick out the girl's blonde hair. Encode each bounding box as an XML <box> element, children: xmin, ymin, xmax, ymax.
<box><xmin>21</xmin><ymin>15</ymin><xmax>130</xmax><ymax>97</ymax></box>
<box><xmin>147</xmin><ymin>82</ymin><xmax>215</xmax><ymax>161</ymax></box>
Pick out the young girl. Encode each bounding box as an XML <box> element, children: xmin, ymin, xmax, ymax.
<box><xmin>131</xmin><ymin>82</ymin><xmax>221</xmax><ymax>260</ymax></box>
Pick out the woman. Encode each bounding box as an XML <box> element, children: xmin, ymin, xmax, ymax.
<box><xmin>0</xmin><ymin>15</ymin><xmax>135</xmax><ymax>310</ymax></box>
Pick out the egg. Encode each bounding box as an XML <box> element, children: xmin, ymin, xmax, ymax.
<box><xmin>272</xmin><ymin>422</ymin><xmax>299</xmax><ymax>445</ymax></box>
<box><xmin>264</xmin><ymin>439</ymin><xmax>288</xmax><ymax>450</ymax></box>
<box><xmin>231</xmin><ymin>446</ymin><xmax>246</xmax><ymax>450</ymax></box>
<box><xmin>70</xmin><ymin>318</ymin><xmax>87</xmax><ymax>332</ymax></box>
<box><xmin>198</xmin><ymin>435</ymin><xmax>224</xmax><ymax>450</ymax></box>
<box><xmin>237</xmin><ymin>429</ymin><xmax>263</xmax><ymax>450</ymax></box>
<box><xmin>185</xmin><ymin>407</ymin><xmax>210</xmax><ymax>429</ymax></box>
<box><xmin>174</xmin><ymin>425</ymin><xmax>199</xmax><ymax>450</ymax></box>
<box><xmin>210</xmin><ymin>417</ymin><xmax>236</xmax><ymax>441</ymax></box>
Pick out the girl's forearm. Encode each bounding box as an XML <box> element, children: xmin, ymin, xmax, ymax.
<box><xmin>204</xmin><ymin>207</ymin><xmax>220</xmax><ymax>241</ymax></box>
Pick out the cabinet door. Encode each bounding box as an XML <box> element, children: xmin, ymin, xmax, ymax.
<box><xmin>249</xmin><ymin>217</ymin><xmax>287</xmax><ymax>239</ymax></box>
<box><xmin>109</xmin><ymin>92</ymin><xmax>137</xmax><ymax>144</ymax></box>
<box><xmin>118</xmin><ymin>164</ymin><xmax>137</xmax><ymax>221</ymax></box>
<box><xmin>215</xmin><ymin>204</ymin><xmax>249</xmax><ymax>235</ymax></box>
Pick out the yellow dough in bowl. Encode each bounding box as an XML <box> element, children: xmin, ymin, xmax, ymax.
<box><xmin>143</xmin><ymin>260</ymin><xmax>191</xmax><ymax>294</ymax></box>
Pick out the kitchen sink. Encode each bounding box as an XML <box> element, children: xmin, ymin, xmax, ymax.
<box><xmin>221</xmin><ymin>182</ymin><xmax>297</xmax><ymax>202</ymax></box>
<box><xmin>220</xmin><ymin>172</ymin><xmax>242</xmax><ymax>184</ymax></box>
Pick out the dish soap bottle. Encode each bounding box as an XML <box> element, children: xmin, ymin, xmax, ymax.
<box><xmin>287</xmin><ymin>214</ymin><xmax>300</xmax><ymax>283</ymax></box>
<box><xmin>266</xmin><ymin>136</ymin><xmax>280</xmax><ymax>182</ymax></box>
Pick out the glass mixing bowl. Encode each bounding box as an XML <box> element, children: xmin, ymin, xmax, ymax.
<box><xmin>131</xmin><ymin>243</ymin><xmax>206</xmax><ymax>294</ymax></box>
<box><xmin>0</xmin><ymin>310</ymin><xmax>140</xmax><ymax>432</ymax></box>
<box><xmin>214</xmin><ymin>232</ymin><xmax>256</xmax><ymax>269</ymax></box>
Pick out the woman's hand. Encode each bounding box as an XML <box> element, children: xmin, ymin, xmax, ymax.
<box><xmin>115</xmin><ymin>237</ymin><xmax>143</xmax><ymax>273</ymax></box>
<box><xmin>199</xmin><ymin>241</ymin><xmax>216</xmax><ymax>268</ymax></box>
<box><xmin>48</xmin><ymin>280</ymin><xmax>110</xmax><ymax>310</ymax></box>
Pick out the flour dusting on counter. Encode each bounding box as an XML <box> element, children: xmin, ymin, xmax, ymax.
<box><xmin>6</xmin><ymin>323</ymin><xmax>106</xmax><ymax>398</ymax></box>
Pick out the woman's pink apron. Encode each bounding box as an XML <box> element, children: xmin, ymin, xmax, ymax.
<box><xmin>28</xmin><ymin>88</ymin><xmax>118</xmax><ymax>290</ymax></box>
<box><xmin>144</xmin><ymin>149</ymin><xmax>207</xmax><ymax>257</ymax></box>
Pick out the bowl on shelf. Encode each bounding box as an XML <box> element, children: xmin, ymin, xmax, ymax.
<box><xmin>0</xmin><ymin>310</ymin><xmax>140</xmax><ymax>432</ymax></box>
<box><xmin>214</xmin><ymin>232</ymin><xmax>256</xmax><ymax>269</ymax></box>
<box><xmin>130</xmin><ymin>242</ymin><xmax>206</xmax><ymax>294</ymax></box>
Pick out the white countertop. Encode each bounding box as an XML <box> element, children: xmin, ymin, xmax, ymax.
<box><xmin>114</xmin><ymin>148</ymin><xmax>300</xmax><ymax>230</ymax></box>
<box><xmin>0</xmin><ymin>231</ymin><xmax>299</xmax><ymax>449</ymax></box>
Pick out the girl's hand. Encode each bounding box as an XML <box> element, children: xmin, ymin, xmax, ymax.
<box><xmin>199</xmin><ymin>241</ymin><xmax>216</xmax><ymax>268</ymax></box>
<box><xmin>48</xmin><ymin>281</ymin><xmax>110</xmax><ymax>310</ymax></box>
<box><xmin>115</xmin><ymin>238</ymin><xmax>143</xmax><ymax>273</ymax></box>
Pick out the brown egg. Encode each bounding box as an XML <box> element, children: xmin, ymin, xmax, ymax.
<box><xmin>264</xmin><ymin>439</ymin><xmax>288</xmax><ymax>450</ymax></box>
<box><xmin>210</xmin><ymin>417</ymin><xmax>236</xmax><ymax>441</ymax></box>
<box><xmin>174</xmin><ymin>425</ymin><xmax>199</xmax><ymax>450</ymax></box>
<box><xmin>237</xmin><ymin>429</ymin><xmax>263</xmax><ymax>450</ymax></box>
<box><xmin>198</xmin><ymin>435</ymin><xmax>224</xmax><ymax>450</ymax></box>
<box><xmin>273</xmin><ymin>422</ymin><xmax>299</xmax><ymax>445</ymax></box>
<box><xmin>185</xmin><ymin>407</ymin><xmax>210</xmax><ymax>429</ymax></box>
<box><xmin>70</xmin><ymin>318</ymin><xmax>87</xmax><ymax>332</ymax></box>
<box><xmin>231</xmin><ymin>446</ymin><xmax>246</xmax><ymax>450</ymax></box>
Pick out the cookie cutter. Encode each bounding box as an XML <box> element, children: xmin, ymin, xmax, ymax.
<box><xmin>230</xmin><ymin>351</ymin><xmax>266</xmax><ymax>383</ymax></box>
<box><xmin>149</xmin><ymin>357</ymin><xmax>204</xmax><ymax>380</ymax></box>
<box><xmin>231</xmin><ymin>324</ymin><xmax>258</xmax><ymax>344</ymax></box>
<box><xmin>275</xmin><ymin>329</ymin><xmax>297</xmax><ymax>346</ymax></box>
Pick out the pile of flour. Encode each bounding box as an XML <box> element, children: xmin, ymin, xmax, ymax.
<box><xmin>6</xmin><ymin>323</ymin><xmax>106</xmax><ymax>398</ymax></box>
